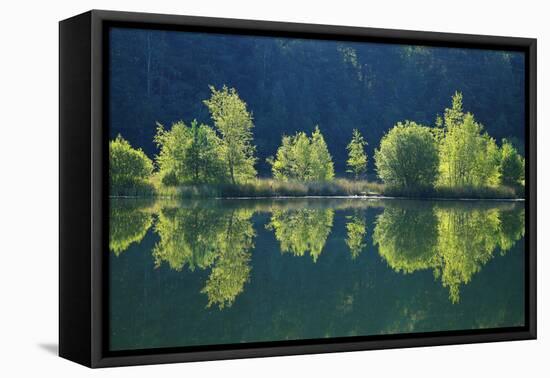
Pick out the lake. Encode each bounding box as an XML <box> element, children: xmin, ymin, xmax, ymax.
<box><xmin>108</xmin><ymin>197</ymin><xmax>525</xmax><ymax>351</ymax></box>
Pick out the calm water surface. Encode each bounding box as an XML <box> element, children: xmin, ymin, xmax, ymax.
<box><xmin>109</xmin><ymin>197</ymin><xmax>525</xmax><ymax>351</ymax></box>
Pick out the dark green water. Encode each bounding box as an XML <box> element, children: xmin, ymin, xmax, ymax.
<box><xmin>109</xmin><ymin>197</ymin><xmax>525</xmax><ymax>351</ymax></box>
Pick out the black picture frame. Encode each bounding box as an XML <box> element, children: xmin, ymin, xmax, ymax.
<box><xmin>59</xmin><ymin>9</ymin><xmax>537</xmax><ymax>368</ymax></box>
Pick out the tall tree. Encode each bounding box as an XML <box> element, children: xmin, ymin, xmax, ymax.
<box><xmin>346</xmin><ymin>129</ymin><xmax>368</xmax><ymax>180</ymax></box>
<box><xmin>438</xmin><ymin>93</ymin><xmax>501</xmax><ymax>188</ymax></box>
<box><xmin>203</xmin><ymin>85</ymin><xmax>257</xmax><ymax>184</ymax></box>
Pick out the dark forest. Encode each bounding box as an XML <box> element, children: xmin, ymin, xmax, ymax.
<box><xmin>109</xmin><ymin>28</ymin><xmax>525</xmax><ymax>177</ymax></box>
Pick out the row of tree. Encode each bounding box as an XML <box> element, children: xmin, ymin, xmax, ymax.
<box><xmin>109</xmin><ymin>29</ymin><xmax>525</xmax><ymax>177</ymax></box>
<box><xmin>374</xmin><ymin>92</ymin><xmax>524</xmax><ymax>191</ymax></box>
<box><xmin>109</xmin><ymin>86</ymin><xmax>525</xmax><ymax>194</ymax></box>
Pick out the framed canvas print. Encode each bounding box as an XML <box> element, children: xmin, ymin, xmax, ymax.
<box><xmin>59</xmin><ymin>10</ymin><xmax>536</xmax><ymax>368</ymax></box>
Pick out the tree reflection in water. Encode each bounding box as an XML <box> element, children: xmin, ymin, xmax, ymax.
<box><xmin>345</xmin><ymin>211</ymin><xmax>368</xmax><ymax>259</ymax></box>
<box><xmin>110</xmin><ymin>198</ymin><xmax>524</xmax><ymax>309</ymax></box>
<box><xmin>152</xmin><ymin>204</ymin><xmax>255</xmax><ymax>309</ymax></box>
<box><xmin>109</xmin><ymin>199</ymin><xmax>154</xmax><ymax>256</ymax></box>
<box><xmin>266</xmin><ymin>208</ymin><xmax>334</xmax><ymax>262</ymax></box>
<box><xmin>373</xmin><ymin>201</ymin><xmax>525</xmax><ymax>303</ymax></box>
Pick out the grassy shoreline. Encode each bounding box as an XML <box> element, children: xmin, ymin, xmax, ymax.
<box><xmin>111</xmin><ymin>177</ymin><xmax>524</xmax><ymax>201</ymax></box>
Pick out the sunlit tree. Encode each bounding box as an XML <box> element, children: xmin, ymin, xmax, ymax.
<box><xmin>268</xmin><ymin>126</ymin><xmax>334</xmax><ymax>182</ymax></box>
<box><xmin>203</xmin><ymin>85</ymin><xmax>257</xmax><ymax>184</ymax></box>
<box><xmin>438</xmin><ymin>93</ymin><xmax>501</xmax><ymax>188</ymax></box>
<box><xmin>109</xmin><ymin>134</ymin><xmax>154</xmax><ymax>192</ymax></box>
<box><xmin>374</xmin><ymin>121</ymin><xmax>439</xmax><ymax>189</ymax></box>
<box><xmin>346</xmin><ymin>129</ymin><xmax>368</xmax><ymax>180</ymax></box>
<box><xmin>310</xmin><ymin>126</ymin><xmax>335</xmax><ymax>181</ymax></box>
<box><xmin>154</xmin><ymin>120</ymin><xmax>226</xmax><ymax>185</ymax></box>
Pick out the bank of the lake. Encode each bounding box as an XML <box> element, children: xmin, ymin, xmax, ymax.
<box><xmin>111</xmin><ymin>177</ymin><xmax>524</xmax><ymax>201</ymax></box>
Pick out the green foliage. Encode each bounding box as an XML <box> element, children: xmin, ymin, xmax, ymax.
<box><xmin>266</xmin><ymin>208</ymin><xmax>334</xmax><ymax>262</ymax></box>
<box><xmin>153</xmin><ymin>205</ymin><xmax>255</xmax><ymax>309</ymax></box>
<box><xmin>346</xmin><ymin>129</ymin><xmax>368</xmax><ymax>180</ymax></box>
<box><xmin>345</xmin><ymin>212</ymin><xmax>368</xmax><ymax>259</ymax></box>
<box><xmin>373</xmin><ymin>201</ymin><xmax>525</xmax><ymax>303</ymax></box>
<box><xmin>109</xmin><ymin>199</ymin><xmax>154</xmax><ymax>256</ymax></box>
<box><xmin>149</xmin><ymin>178</ymin><xmax>383</xmax><ymax>199</ymax></box>
<box><xmin>434</xmin><ymin>205</ymin><xmax>502</xmax><ymax>303</ymax></box>
<box><xmin>268</xmin><ymin>126</ymin><xmax>335</xmax><ymax>182</ymax></box>
<box><xmin>373</xmin><ymin>202</ymin><xmax>439</xmax><ymax>273</ymax></box>
<box><xmin>499</xmin><ymin>139</ymin><xmax>525</xmax><ymax>187</ymax></box>
<box><xmin>498</xmin><ymin>207</ymin><xmax>526</xmax><ymax>252</ymax></box>
<box><xmin>154</xmin><ymin>120</ymin><xmax>226</xmax><ymax>185</ymax></box>
<box><xmin>382</xmin><ymin>184</ymin><xmax>517</xmax><ymax>200</ymax></box>
<box><xmin>438</xmin><ymin>93</ymin><xmax>501</xmax><ymax>188</ymax></box>
<box><xmin>109</xmin><ymin>134</ymin><xmax>154</xmax><ymax>192</ymax></box>
<box><xmin>374</xmin><ymin>121</ymin><xmax>439</xmax><ymax>189</ymax></box>
<box><xmin>310</xmin><ymin>127</ymin><xmax>335</xmax><ymax>181</ymax></box>
<box><xmin>203</xmin><ymin>85</ymin><xmax>257</xmax><ymax>184</ymax></box>
<box><xmin>110</xmin><ymin>86</ymin><xmax>523</xmax><ymax>200</ymax></box>
<box><xmin>201</xmin><ymin>209</ymin><xmax>255</xmax><ymax>309</ymax></box>
<box><xmin>111</xmin><ymin>31</ymin><xmax>526</xmax><ymax>182</ymax></box>
<box><xmin>153</xmin><ymin>207</ymin><xmax>223</xmax><ymax>271</ymax></box>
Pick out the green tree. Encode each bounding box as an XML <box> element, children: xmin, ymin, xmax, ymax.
<box><xmin>438</xmin><ymin>93</ymin><xmax>501</xmax><ymax>188</ymax></box>
<box><xmin>203</xmin><ymin>85</ymin><xmax>257</xmax><ymax>184</ymax></box>
<box><xmin>109</xmin><ymin>134</ymin><xmax>154</xmax><ymax>191</ymax></box>
<box><xmin>154</xmin><ymin>120</ymin><xmax>225</xmax><ymax>185</ymax></box>
<box><xmin>499</xmin><ymin>139</ymin><xmax>525</xmax><ymax>187</ymax></box>
<box><xmin>346</xmin><ymin>129</ymin><xmax>368</xmax><ymax>180</ymax></box>
<box><xmin>310</xmin><ymin>126</ymin><xmax>335</xmax><ymax>181</ymax></box>
<box><xmin>268</xmin><ymin>126</ymin><xmax>334</xmax><ymax>182</ymax></box>
<box><xmin>374</xmin><ymin>121</ymin><xmax>439</xmax><ymax>189</ymax></box>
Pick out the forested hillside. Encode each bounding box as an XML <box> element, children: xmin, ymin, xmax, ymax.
<box><xmin>109</xmin><ymin>27</ymin><xmax>525</xmax><ymax>176</ymax></box>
